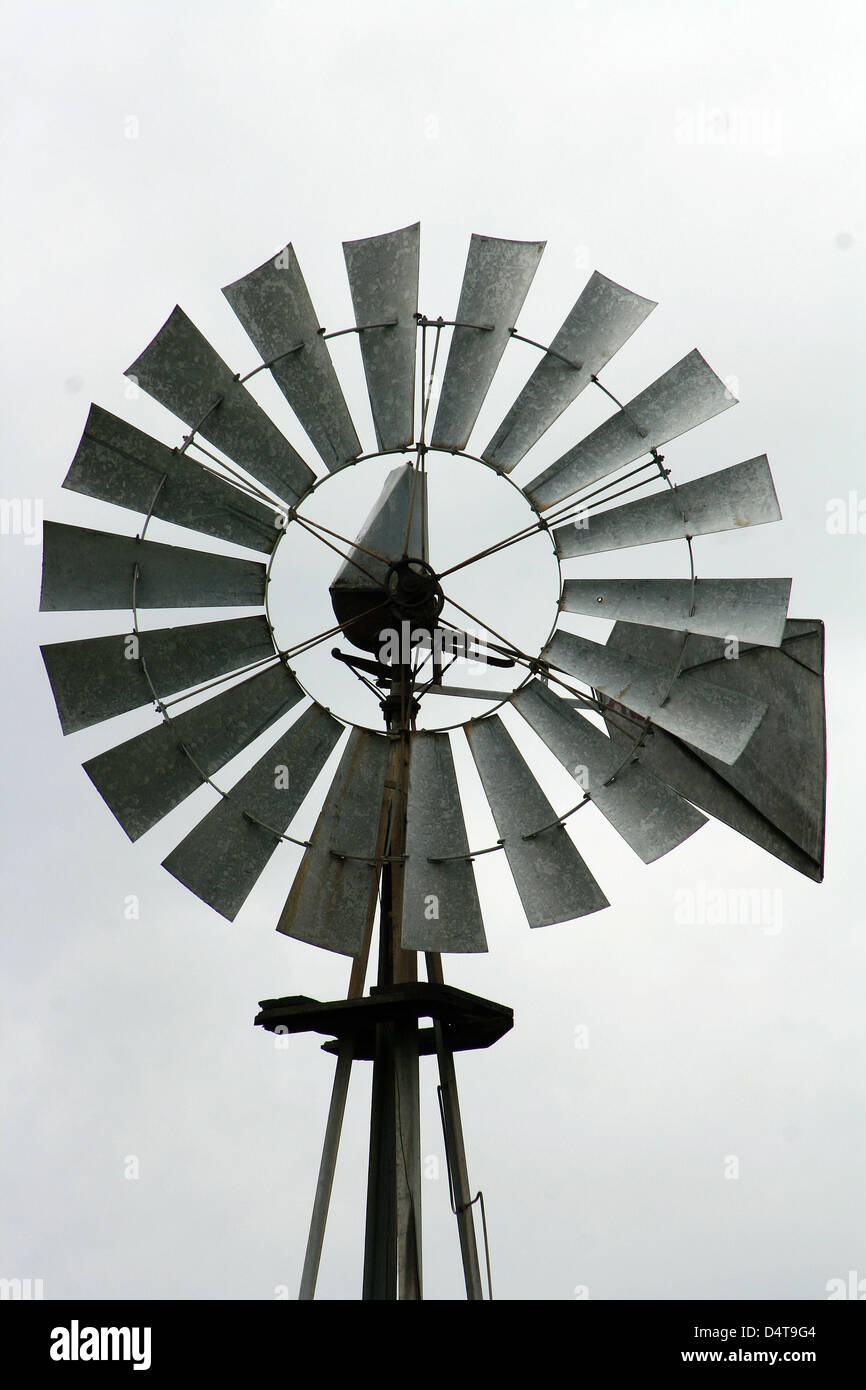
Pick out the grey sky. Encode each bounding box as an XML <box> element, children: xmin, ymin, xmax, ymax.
<box><xmin>1</xmin><ymin>0</ymin><xmax>864</xmax><ymax>1300</ymax></box>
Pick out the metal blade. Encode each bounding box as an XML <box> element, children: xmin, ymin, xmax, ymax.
<box><xmin>553</xmin><ymin>456</ymin><xmax>782</xmax><ymax>559</ymax></box>
<box><xmin>277</xmin><ymin>728</ymin><xmax>391</xmax><ymax>956</ymax></box>
<box><xmin>607</xmin><ymin>620</ymin><xmax>826</xmax><ymax>857</ymax></box>
<box><xmin>562</xmin><ymin>577</ymin><xmax>791</xmax><ymax>647</ymax></box>
<box><xmin>527</xmin><ymin>349</ymin><xmax>737</xmax><ymax>510</ymax></box>
<box><xmin>222</xmin><ymin>247</ymin><xmax>361</xmax><ymax>471</ymax></box>
<box><xmin>603</xmin><ymin>620</ymin><xmax>826</xmax><ymax>880</ymax></box>
<box><xmin>343</xmin><ymin>223</ymin><xmax>420</xmax><ymax>451</ymax></box>
<box><xmin>464</xmin><ymin>716</ymin><xmax>608</xmax><ymax>927</ymax></box>
<box><xmin>483</xmin><ymin>272</ymin><xmax>656</xmax><ymax>470</ymax></box>
<box><xmin>543</xmin><ymin>629</ymin><xmax>768</xmax><ymax>765</ymax></box>
<box><xmin>63</xmin><ymin>405</ymin><xmax>278</xmax><ymax>552</ymax></box>
<box><xmin>329</xmin><ymin>462</ymin><xmax>427</xmax><ymax>595</ymax></box>
<box><xmin>162</xmin><ymin>703</ymin><xmax>343</xmax><ymax>920</ymax></box>
<box><xmin>431</xmin><ymin>235</ymin><xmax>545</xmax><ymax>451</ymax></box>
<box><xmin>40</xmin><ymin>522</ymin><xmax>266</xmax><ymax>611</ymax></box>
<box><xmin>125</xmin><ymin>306</ymin><xmax>316</xmax><ymax>504</ymax></box>
<box><xmin>772</xmin><ymin>619</ymin><xmax>823</xmax><ymax>675</ymax></box>
<box><xmin>602</xmin><ymin>615</ymin><xmax>820</xmax><ymax>673</ymax></box>
<box><xmin>83</xmin><ymin>662</ymin><xmax>303</xmax><ymax>840</ymax></box>
<box><xmin>402</xmin><ymin>732</ymin><xmax>487</xmax><ymax>953</ymax></box>
<box><xmin>40</xmin><ymin>615</ymin><xmax>274</xmax><ymax>735</ymax></box>
<box><xmin>511</xmin><ymin>679</ymin><xmax>706</xmax><ymax>863</ymax></box>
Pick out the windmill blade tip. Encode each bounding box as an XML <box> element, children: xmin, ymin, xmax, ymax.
<box><xmin>125</xmin><ymin>303</ymin><xmax>189</xmax><ymax>373</ymax></box>
<box><xmin>342</xmin><ymin>220</ymin><xmax>420</xmax><ymax>251</ymax></box>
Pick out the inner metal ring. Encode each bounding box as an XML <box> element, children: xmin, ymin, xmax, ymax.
<box><xmin>264</xmin><ymin>445</ymin><xmax>563</xmax><ymax>733</ymax></box>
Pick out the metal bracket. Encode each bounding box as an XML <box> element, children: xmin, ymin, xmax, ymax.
<box><xmin>255</xmin><ymin>983</ymin><xmax>513</xmax><ymax>1059</ymax></box>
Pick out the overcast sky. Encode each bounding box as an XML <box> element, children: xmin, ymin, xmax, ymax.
<box><xmin>2</xmin><ymin>0</ymin><xmax>864</xmax><ymax>1301</ymax></box>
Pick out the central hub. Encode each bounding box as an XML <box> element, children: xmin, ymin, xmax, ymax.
<box><xmin>329</xmin><ymin>558</ymin><xmax>445</xmax><ymax>657</ymax></box>
<box><xmin>386</xmin><ymin>560</ymin><xmax>445</xmax><ymax>625</ymax></box>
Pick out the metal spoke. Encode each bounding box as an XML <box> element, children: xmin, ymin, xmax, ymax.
<box><xmin>413</xmin><ymin>652</ymin><xmax>460</xmax><ymax>701</ymax></box>
<box><xmin>437</xmin><ymin>458</ymin><xmax>662</xmax><ymax>582</ymax></box>
<box><xmin>283</xmin><ymin>596</ymin><xmax>390</xmax><ymax>662</ymax></box>
<box><xmin>186</xmin><ymin>439</ymin><xmax>287</xmax><ymax>511</ymax></box>
<box><xmin>293</xmin><ymin>511</ymin><xmax>391</xmax><ymax>567</ymax></box>
<box><xmin>439</xmin><ymin>594</ymin><xmax>600</xmax><ymax>711</ymax></box>
<box><xmin>291</xmin><ymin>513</ymin><xmax>387</xmax><ymax>589</ymax></box>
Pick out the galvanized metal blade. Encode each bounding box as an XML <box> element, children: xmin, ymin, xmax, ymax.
<box><xmin>512</xmin><ymin>679</ymin><xmax>706</xmax><ymax>863</ymax></box>
<box><xmin>562</xmin><ymin>577</ymin><xmax>791</xmax><ymax>647</ymax></box>
<box><xmin>343</xmin><ymin>223</ymin><xmax>420</xmax><ymax>451</ymax></box>
<box><xmin>83</xmin><ymin>662</ymin><xmax>303</xmax><ymax>841</ymax></box>
<box><xmin>600</xmin><ymin>618</ymin><xmax>825</xmax><ymax>677</ymax></box>
<box><xmin>543</xmin><ymin>629</ymin><xmax>767</xmax><ymax>765</ymax></box>
<box><xmin>162</xmin><ymin>702</ymin><xmax>343</xmax><ymax>920</ymax></box>
<box><xmin>63</xmin><ymin>405</ymin><xmax>279</xmax><ymax>552</ymax></box>
<box><xmin>40</xmin><ymin>522</ymin><xmax>266</xmax><ymax>611</ymax></box>
<box><xmin>40</xmin><ymin>615</ymin><xmax>274</xmax><ymax>735</ymax></box>
<box><xmin>553</xmin><ymin>456</ymin><xmax>781</xmax><ymax>559</ymax></box>
<box><xmin>431</xmin><ymin>234</ymin><xmax>545</xmax><ymax>452</ymax></box>
<box><xmin>483</xmin><ymin>272</ymin><xmax>656</xmax><ymax>471</ymax></box>
<box><xmin>402</xmin><ymin>732</ymin><xmax>487</xmax><ymax>953</ymax></box>
<box><xmin>602</xmin><ymin>620</ymin><xmax>825</xmax><ymax>880</ymax></box>
<box><xmin>125</xmin><ymin>306</ymin><xmax>316</xmax><ymax>504</ymax></box>
<box><xmin>222</xmin><ymin>247</ymin><xmax>361</xmax><ymax>472</ymax></box>
<box><xmin>773</xmin><ymin>622</ymin><xmax>823</xmax><ymax>675</ymax></box>
<box><xmin>276</xmin><ymin>728</ymin><xmax>391</xmax><ymax>956</ymax></box>
<box><xmin>464</xmin><ymin>715</ymin><xmax>608</xmax><ymax>928</ymax></box>
<box><xmin>527</xmin><ymin>349</ymin><xmax>737</xmax><ymax>510</ymax></box>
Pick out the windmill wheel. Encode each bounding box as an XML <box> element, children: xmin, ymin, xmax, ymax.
<box><xmin>40</xmin><ymin>224</ymin><xmax>824</xmax><ymax>955</ymax></box>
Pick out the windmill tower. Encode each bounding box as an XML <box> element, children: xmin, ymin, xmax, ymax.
<box><xmin>39</xmin><ymin>224</ymin><xmax>826</xmax><ymax>1299</ymax></box>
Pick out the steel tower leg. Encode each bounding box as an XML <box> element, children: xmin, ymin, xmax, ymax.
<box><xmin>362</xmin><ymin>1021</ymin><xmax>398</xmax><ymax>1298</ymax></box>
<box><xmin>394</xmin><ymin>1017</ymin><xmax>422</xmax><ymax>1299</ymax></box>
<box><xmin>362</xmin><ymin>775</ymin><xmax>399</xmax><ymax>1301</ymax></box>
<box><xmin>427</xmin><ymin>952</ymin><xmax>484</xmax><ymax>1300</ymax></box>
<box><xmin>298</xmin><ymin>1041</ymin><xmax>353</xmax><ymax>1300</ymax></box>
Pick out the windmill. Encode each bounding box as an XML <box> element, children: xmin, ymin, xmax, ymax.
<box><xmin>39</xmin><ymin>224</ymin><xmax>826</xmax><ymax>1300</ymax></box>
